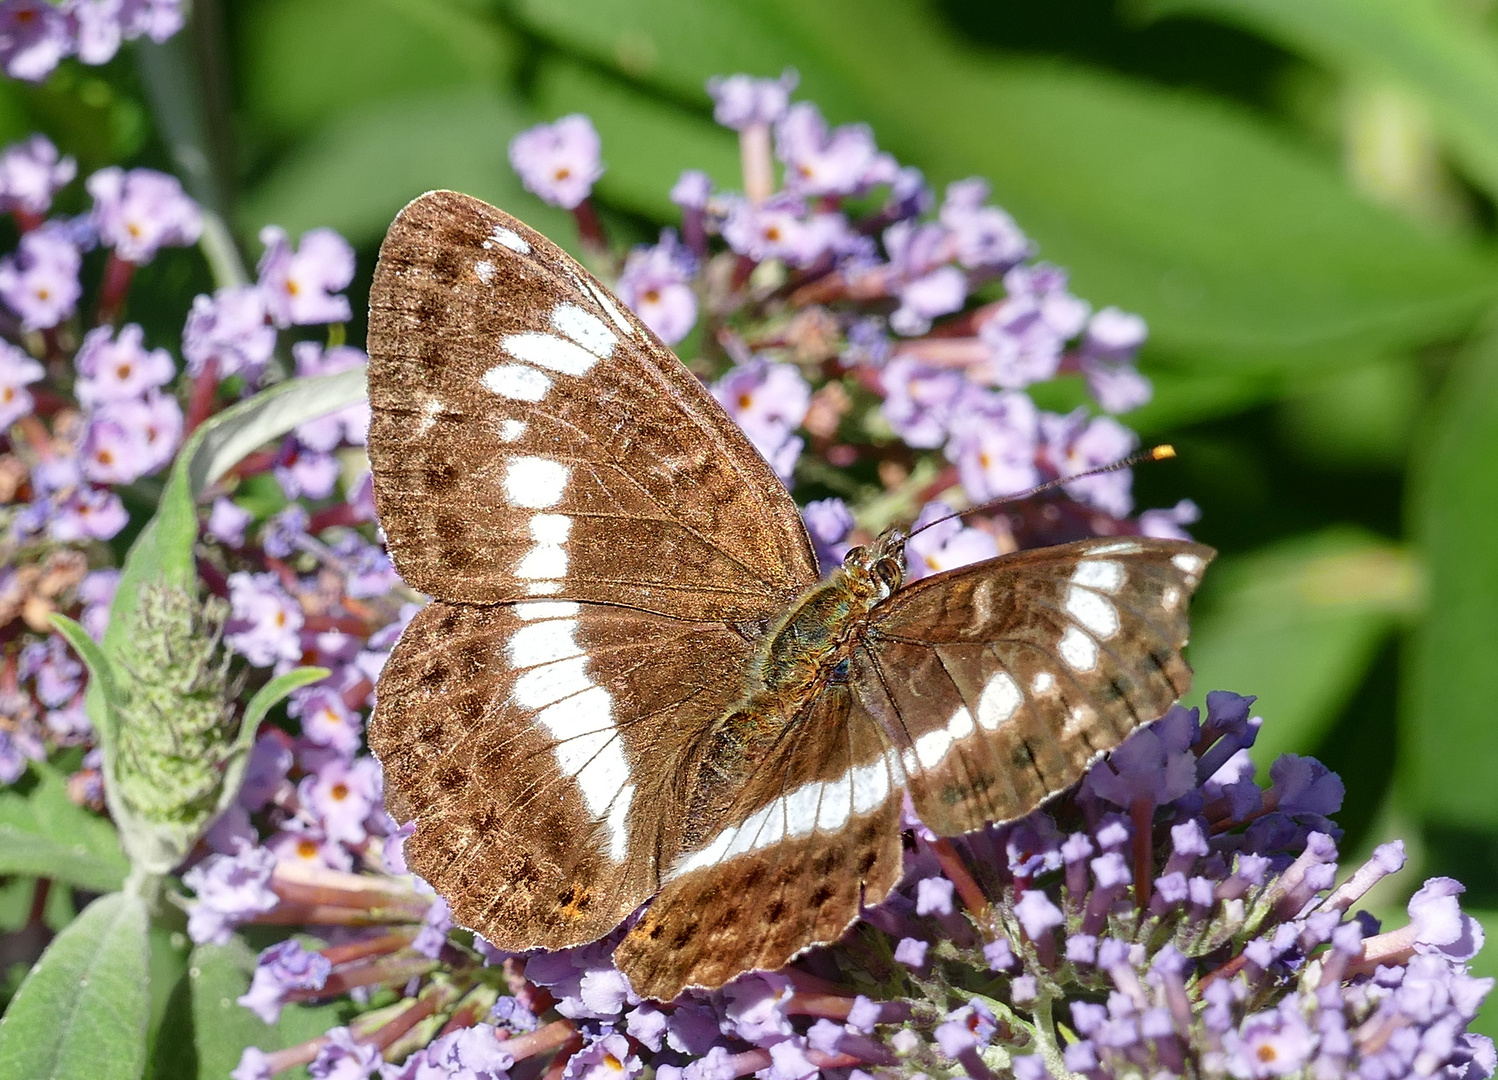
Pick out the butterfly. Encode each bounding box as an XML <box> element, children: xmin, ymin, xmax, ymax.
<box><xmin>365</xmin><ymin>190</ymin><xmax>1214</xmax><ymax>1001</ymax></box>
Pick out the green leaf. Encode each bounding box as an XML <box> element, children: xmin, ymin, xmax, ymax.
<box><xmin>47</xmin><ymin>615</ymin><xmax>122</xmax><ymax>745</ymax></box>
<box><xmin>1184</xmin><ymin>529</ymin><xmax>1422</xmax><ymax>770</ymax></box>
<box><xmin>1275</xmin><ymin>354</ymin><xmax>1423</xmax><ymax>469</ymax></box>
<box><xmin>184</xmin><ymin>940</ymin><xmax>263</xmax><ymax>1080</ymax></box>
<box><xmin>508</xmin><ymin>0</ymin><xmax>864</xmax><ymax>117</ymax></box>
<box><xmin>242</xmin><ymin>0</ymin><xmax>518</xmax><ymax>138</ymax></box>
<box><xmin>214</xmin><ymin>666</ymin><xmax>330</xmax><ymax>822</ymax></box>
<box><xmin>180</xmin><ymin>368</ymin><xmax>368</xmax><ymax>498</ymax></box>
<box><xmin>0</xmin><ymin>892</ymin><xmax>150</xmax><ymax>1080</ymax></box>
<box><xmin>239</xmin><ymin>88</ymin><xmax>574</xmax><ymax>249</ymax></box>
<box><xmin>1467</xmin><ymin>910</ymin><xmax>1498</xmax><ymax>1039</ymax></box>
<box><xmin>0</xmin><ymin>762</ymin><xmax>128</xmax><ymax>892</ymax></box>
<box><xmin>770</xmin><ymin>0</ymin><xmax>1498</xmax><ymax>374</ymax></box>
<box><xmin>515</xmin><ymin>0</ymin><xmax>1498</xmax><ymax>374</ymax></box>
<box><xmin>144</xmin><ymin>926</ymin><xmax>190</xmax><ymax>1075</ymax></box>
<box><xmin>1140</xmin><ymin>0</ymin><xmax>1498</xmax><ymax>202</ymax></box>
<box><xmin>1404</xmin><ymin>321</ymin><xmax>1498</xmax><ymax>827</ymax></box>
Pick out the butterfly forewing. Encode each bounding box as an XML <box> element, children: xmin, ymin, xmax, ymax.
<box><xmin>855</xmin><ymin>538</ymin><xmax>1214</xmax><ymax>835</ymax></box>
<box><xmin>366</xmin><ymin>191</ymin><xmax>818</xmax><ymax>620</ymax></box>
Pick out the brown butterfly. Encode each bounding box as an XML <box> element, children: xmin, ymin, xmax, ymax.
<box><xmin>365</xmin><ymin>191</ymin><xmax>1214</xmax><ymax>1001</ymax></box>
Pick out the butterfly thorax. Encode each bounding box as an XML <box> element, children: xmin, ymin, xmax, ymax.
<box><xmin>678</xmin><ymin>532</ymin><xmax>907</xmax><ymax>849</ymax></box>
<box><xmin>755</xmin><ymin>529</ymin><xmax>906</xmax><ymax>694</ymax></box>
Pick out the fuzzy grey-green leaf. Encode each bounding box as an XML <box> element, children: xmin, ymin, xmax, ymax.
<box><xmin>0</xmin><ymin>892</ymin><xmax>150</xmax><ymax>1080</ymax></box>
<box><xmin>0</xmin><ymin>761</ymin><xmax>128</xmax><ymax>892</ymax></box>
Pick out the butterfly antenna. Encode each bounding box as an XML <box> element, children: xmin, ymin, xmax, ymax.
<box><xmin>906</xmin><ymin>445</ymin><xmax>1177</xmax><ymax>540</ymax></box>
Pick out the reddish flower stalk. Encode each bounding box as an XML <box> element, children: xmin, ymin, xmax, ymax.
<box><xmin>289</xmin><ymin>952</ymin><xmax>438</xmax><ymax>1003</ymax></box>
<box><xmin>930</xmin><ymin>836</ymin><xmax>991</xmax><ymax>920</ymax></box>
<box><xmin>94</xmin><ymin>253</ymin><xmax>135</xmax><ymax>326</ymax></box>
<box><xmin>365</xmin><ymin>978</ymin><xmax>462</xmax><ymax>1054</ymax></box>
<box><xmin>184</xmin><ymin>356</ymin><xmax>220</xmax><ymax>435</ymax></box>
<box><xmin>503</xmin><ymin>1019</ymin><xmax>577</xmax><ymax>1062</ymax></box>
<box><xmin>319</xmin><ymin>928</ymin><xmax>418</xmax><ymax>967</ymax></box>
<box><xmin>539</xmin><ymin>1031</ymin><xmax>585</xmax><ymax>1080</ymax></box>
<box><xmin>570</xmin><ymin>199</ymin><xmax>608</xmax><ymax>254</ymax></box>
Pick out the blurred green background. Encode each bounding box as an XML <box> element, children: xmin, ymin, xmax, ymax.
<box><xmin>4</xmin><ymin>0</ymin><xmax>1498</xmax><ymax>1034</ymax></box>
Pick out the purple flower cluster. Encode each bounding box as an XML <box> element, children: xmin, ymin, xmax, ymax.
<box><xmin>209</xmin><ymin>690</ymin><xmax>1493</xmax><ymax>1080</ymax></box>
<box><xmin>76</xmin><ymin>323</ymin><xmax>182</xmax><ymax>484</ymax></box>
<box><xmin>508</xmin><ymin>75</ymin><xmax>1171</xmax><ymax>566</ymax></box>
<box><xmin>508</xmin><ymin>115</ymin><xmax>605</xmax><ymax>211</ymax></box>
<box><xmin>0</xmin><ymin>134</ymin><xmax>200</xmax><ymax>337</ymax></box>
<box><xmin>0</xmin><ymin>136</ymin><xmax>203</xmax><ymax>567</ymax></box>
<box><xmin>0</xmin><ymin>0</ymin><xmax>185</xmax><ymax>83</ymax></box>
<box><xmin>184</xmin><ymin>226</ymin><xmax>356</xmax><ymax>387</ymax></box>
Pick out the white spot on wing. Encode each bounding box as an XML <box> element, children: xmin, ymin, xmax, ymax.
<box><xmin>785</xmin><ymin>783</ymin><xmax>822</xmax><ymax>838</ymax></box>
<box><xmin>1172</xmin><ymin>553</ymin><xmax>1204</xmax><ymax>578</ymax></box>
<box><xmin>1071</xmin><ymin>559</ymin><xmax>1124</xmax><ymax>593</ymax></box>
<box><xmin>482</xmin><ymin>363</ymin><xmax>550</xmax><ymax>402</ymax></box>
<box><xmin>502</xmin><ymin>332</ymin><xmax>598</xmax><ymax>377</ymax></box>
<box><xmin>516</xmin><ymin>545</ymin><xmax>567</xmax><ymax>579</ymax></box>
<box><xmin>911</xmin><ymin>726</ymin><xmax>954</xmax><ymax>770</ymax></box>
<box><xmin>1066</xmin><ymin>586</ymin><xmax>1119</xmax><ymax>639</ymax></box>
<box><xmin>491</xmin><ymin>224</ymin><xmax>530</xmax><ymax>253</ymax></box>
<box><xmin>1059</xmin><ymin>626</ymin><xmax>1098</xmax><ymax>671</ymax></box>
<box><xmin>605</xmin><ymin>785</ymin><xmax>634</xmax><ymax>863</ymax></box>
<box><xmin>1032</xmin><ymin>672</ymin><xmax>1055</xmax><ymax>694</ymax></box>
<box><xmin>536</xmin><ymin>688</ymin><xmax>628</xmax><ymax>819</ymax></box>
<box><xmin>668</xmin><ymin>750</ymin><xmax>901</xmax><ymax>881</ymax></box>
<box><xmin>503</xmin><ymin>457</ymin><xmax>568</xmax><ymax>509</ymax></box>
<box><xmin>415</xmin><ymin>398</ymin><xmax>442</xmax><ymax>435</ymax></box>
<box><xmin>474</xmin><ymin>260</ymin><xmax>495</xmax><ymax>284</ymax></box>
<box><xmin>497</xmin><ymin>418</ymin><xmax>527</xmax><ymax>442</ymax></box>
<box><xmin>516</xmin><ymin>513</ymin><xmax>571</xmax><ymax>581</ymax></box>
<box><xmin>850</xmin><ymin>758</ymin><xmax>890</xmax><ymax>814</ymax></box>
<box><xmin>977</xmin><ymin>672</ymin><xmax>1021</xmax><ymax>730</ymax></box>
<box><xmin>587</xmin><ymin>280</ymin><xmax>635</xmax><ymax>336</ymax></box>
<box><xmin>815</xmin><ymin>772</ymin><xmax>853</xmax><ymax>831</ymax></box>
<box><xmin>1162</xmin><ymin>586</ymin><xmax>1181</xmax><ymax>609</ymax></box>
<box><xmin>551</xmin><ymin>303</ymin><xmax>617</xmax><ymax>358</ymax></box>
<box><xmin>526</xmin><ymin>581</ymin><xmax>562</xmax><ymax>595</ymax></box>
<box><xmin>507</xmin><ymin>618</ymin><xmax>582</xmax><ymax>667</ymax></box>
<box><xmin>513</xmin><ymin>655</ymin><xmax>591</xmax><ymax>710</ymax></box>
<box><xmin>509</xmin><ymin>611</ymin><xmax>635</xmax><ymax>862</ymax></box>
<box><xmin>948</xmin><ymin>705</ymin><xmax>975</xmax><ymax>740</ymax></box>
<box><xmin>675</xmin><ymin>828</ymin><xmax>735</xmax><ymax>876</ymax></box>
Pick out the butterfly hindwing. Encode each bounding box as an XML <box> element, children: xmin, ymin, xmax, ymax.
<box><xmin>370</xmin><ymin>598</ymin><xmax>757</xmax><ymax>950</ymax></box>
<box><xmin>366</xmin><ymin>191</ymin><xmax>818</xmax><ymax>621</ymax></box>
<box><xmin>855</xmin><ymin>538</ymin><xmax>1214</xmax><ymax>835</ymax></box>
<box><xmin>614</xmin><ymin>681</ymin><xmax>905</xmax><ymax>1000</ymax></box>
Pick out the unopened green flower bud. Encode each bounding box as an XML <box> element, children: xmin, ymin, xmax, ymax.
<box><xmin>111</xmin><ymin>584</ymin><xmax>242</xmax><ymax>864</ymax></box>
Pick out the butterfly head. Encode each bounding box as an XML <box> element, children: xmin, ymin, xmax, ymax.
<box><xmin>839</xmin><ymin>526</ymin><xmax>907</xmax><ymax>603</ymax></box>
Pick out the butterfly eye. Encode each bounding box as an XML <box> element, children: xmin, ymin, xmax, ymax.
<box><xmin>842</xmin><ymin>545</ymin><xmax>868</xmax><ymax>569</ymax></box>
<box><xmin>874</xmin><ymin>558</ymin><xmax>902</xmax><ymax>592</ymax></box>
